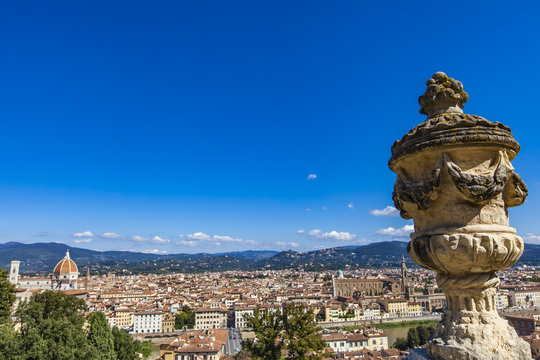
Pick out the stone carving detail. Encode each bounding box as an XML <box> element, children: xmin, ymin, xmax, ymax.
<box><xmin>393</xmin><ymin>161</ymin><xmax>441</xmax><ymax>218</ymax></box>
<box><xmin>419</xmin><ymin>72</ymin><xmax>469</xmax><ymax>118</ymax></box>
<box><xmin>389</xmin><ymin>72</ymin><xmax>531</xmax><ymax>360</ymax></box>
<box><xmin>445</xmin><ymin>153</ymin><xmax>508</xmax><ymax>203</ymax></box>
<box><xmin>503</xmin><ymin>172</ymin><xmax>528</xmax><ymax>207</ymax></box>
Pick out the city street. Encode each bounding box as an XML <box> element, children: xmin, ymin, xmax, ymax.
<box><xmin>225</xmin><ymin>329</ymin><xmax>242</xmax><ymax>356</ymax></box>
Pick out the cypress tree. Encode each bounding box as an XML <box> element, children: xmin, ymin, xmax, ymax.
<box><xmin>88</xmin><ymin>311</ymin><xmax>116</xmax><ymax>360</ymax></box>
<box><xmin>112</xmin><ymin>327</ymin><xmax>138</xmax><ymax>360</ymax></box>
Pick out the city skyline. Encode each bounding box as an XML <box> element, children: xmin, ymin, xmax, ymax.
<box><xmin>1</xmin><ymin>1</ymin><xmax>540</xmax><ymax>253</ymax></box>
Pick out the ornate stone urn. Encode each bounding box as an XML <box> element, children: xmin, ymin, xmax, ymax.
<box><xmin>389</xmin><ymin>72</ymin><xmax>531</xmax><ymax>360</ymax></box>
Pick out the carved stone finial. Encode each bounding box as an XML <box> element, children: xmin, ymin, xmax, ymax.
<box><xmin>419</xmin><ymin>72</ymin><xmax>469</xmax><ymax>118</ymax></box>
<box><xmin>390</xmin><ymin>74</ymin><xmax>531</xmax><ymax>359</ymax></box>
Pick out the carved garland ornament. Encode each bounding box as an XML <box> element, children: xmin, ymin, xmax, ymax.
<box><xmin>393</xmin><ymin>152</ymin><xmax>527</xmax><ymax>213</ymax></box>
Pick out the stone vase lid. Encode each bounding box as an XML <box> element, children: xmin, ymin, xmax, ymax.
<box><xmin>389</xmin><ymin>72</ymin><xmax>520</xmax><ymax>168</ymax></box>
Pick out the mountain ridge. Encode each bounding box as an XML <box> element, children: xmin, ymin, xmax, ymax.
<box><xmin>1</xmin><ymin>241</ymin><xmax>539</xmax><ymax>273</ymax></box>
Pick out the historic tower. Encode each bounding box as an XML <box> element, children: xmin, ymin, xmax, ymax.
<box><xmin>9</xmin><ymin>260</ymin><xmax>20</xmax><ymax>286</ymax></box>
<box><xmin>400</xmin><ymin>254</ymin><xmax>408</xmax><ymax>291</ymax></box>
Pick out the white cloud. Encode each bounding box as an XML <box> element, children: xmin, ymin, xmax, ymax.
<box><xmin>370</xmin><ymin>206</ymin><xmax>400</xmax><ymax>217</ymax></box>
<box><xmin>307</xmin><ymin>174</ymin><xmax>317</xmax><ymax>180</ymax></box>
<box><xmin>274</xmin><ymin>241</ymin><xmax>300</xmax><ymax>248</ymax></box>
<box><xmin>73</xmin><ymin>231</ymin><xmax>95</xmax><ymax>238</ymax></box>
<box><xmin>375</xmin><ymin>224</ymin><xmax>414</xmax><ymax>237</ymax></box>
<box><xmin>321</xmin><ymin>231</ymin><xmax>356</xmax><ymax>241</ymax></box>
<box><xmin>129</xmin><ymin>235</ymin><xmax>170</xmax><ymax>244</ymax></box>
<box><xmin>305</xmin><ymin>228</ymin><xmax>356</xmax><ymax>241</ymax></box>
<box><xmin>74</xmin><ymin>238</ymin><xmax>92</xmax><ymax>244</ymax></box>
<box><xmin>178</xmin><ymin>232</ymin><xmax>258</xmax><ymax>246</ymax></box>
<box><xmin>150</xmin><ymin>236</ymin><xmax>170</xmax><ymax>244</ymax></box>
<box><xmin>183</xmin><ymin>232</ymin><xmax>211</xmax><ymax>241</ymax></box>
<box><xmin>525</xmin><ymin>233</ymin><xmax>540</xmax><ymax>244</ymax></box>
<box><xmin>101</xmin><ymin>232</ymin><xmax>126</xmax><ymax>239</ymax></box>
<box><xmin>348</xmin><ymin>202</ymin><xmax>354</xmax><ymax>209</ymax></box>
<box><xmin>177</xmin><ymin>240</ymin><xmax>198</xmax><ymax>247</ymax></box>
<box><xmin>213</xmin><ymin>235</ymin><xmax>242</xmax><ymax>243</ymax></box>
<box><xmin>309</xmin><ymin>229</ymin><xmax>322</xmax><ymax>237</ymax></box>
<box><xmin>296</xmin><ymin>229</ymin><xmax>305</xmax><ymax>234</ymax></box>
<box><xmin>131</xmin><ymin>235</ymin><xmax>148</xmax><ymax>242</ymax></box>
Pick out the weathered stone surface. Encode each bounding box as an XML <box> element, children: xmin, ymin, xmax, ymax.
<box><xmin>389</xmin><ymin>72</ymin><xmax>532</xmax><ymax>360</ymax></box>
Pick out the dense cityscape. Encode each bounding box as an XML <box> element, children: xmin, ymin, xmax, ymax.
<box><xmin>2</xmin><ymin>248</ymin><xmax>539</xmax><ymax>359</ymax></box>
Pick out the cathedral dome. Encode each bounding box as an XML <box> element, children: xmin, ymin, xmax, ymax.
<box><xmin>53</xmin><ymin>250</ymin><xmax>78</xmax><ymax>274</ymax></box>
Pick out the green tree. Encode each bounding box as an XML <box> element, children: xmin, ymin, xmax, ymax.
<box><xmin>392</xmin><ymin>337</ymin><xmax>408</xmax><ymax>351</ymax></box>
<box><xmin>88</xmin><ymin>311</ymin><xmax>116</xmax><ymax>360</ymax></box>
<box><xmin>242</xmin><ymin>304</ymin><xmax>325</xmax><ymax>360</ymax></box>
<box><xmin>17</xmin><ymin>290</ymin><xmax>98</xmax><ymax>360</ymax></box>
<box><xmin>242</xmin><ymin>307</ymin><xmax>285</xmax><ymax>360</ymax></box>
<box><xmin>416</xmin><ymin>325</ymin><xmax>430</xmax><ymax>345</ymax></box>
<box><xmin>136</xmin><ymin>340</ymin><xmax>153</xmax><ymax>359</ymax></box>
<box><xmin>0</xmin><ymin>269</ymin><xmax>20</xmax><ymax>360</ymax></box>
<box><xmin>112</xmin><ymin>327</ymin><xmax>139</xmax><ymax>360</ymax></box>
<box><xmin>0</xmin><ymin>323</ymin><xmax>21</xmax><ymax>360</ymax></box>
<box><xmin>406</xmin><ymin>327</ymin><xmax>420</xmax><ymax>349</ymax></box>
<box><xmin>175</xmin><ymin>305</ymin><xmax>195</xmax><ymax>329</ymax></box>
<box><xmin>282</xmin><ymin>303</ymin><xmax>326</xmax><ymax>360</ymax></box>
<box><xmin>0</xmin><ymin>269</ymin><xmax>16</xmax><ymax>324</ymax></box>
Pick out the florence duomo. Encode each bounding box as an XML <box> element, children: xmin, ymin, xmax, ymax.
<box><xmin>9</xmin><ymin>250</ymin><xmax>81</xmax><ymax>291</ymax></box>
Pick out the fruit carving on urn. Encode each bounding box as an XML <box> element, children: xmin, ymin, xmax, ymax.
<box><xmin>389</xmin><ymin>72</ymin><xmax>531</xmax><ymax>360</ymax></box>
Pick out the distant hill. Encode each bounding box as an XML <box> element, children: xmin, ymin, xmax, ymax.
<box><xmin>1</xmin><ymin>240</ymin><xmax>538</xmax><ymax>273</ymax></box>
<box><xmin>516</xmin><ymin>243</ymin><xmax>540</xmax><ymax>266</ymax></box>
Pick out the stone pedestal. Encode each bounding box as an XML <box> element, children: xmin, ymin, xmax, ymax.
<box><xmin>389</xmin><ymin>72</ymin><xmax>531</xmax><ymax>360</ymax></box>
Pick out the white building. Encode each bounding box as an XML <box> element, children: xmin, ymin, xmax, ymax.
<box><xmin>194</xmin><ymin>308</ymin><xmax>228</xmax><ymax>330</ymax></box>
<box><xmin>234</xmin><ymin>307</ymin><xmax>254</xmax><ymax>329</ymax></box>
<box><xmin>509</xmin><ymin>288</ymin><xmax>540</xmax><ymax>307</ymax></box>
<box><xmin>495</xmin><ymin>290</ymin><xmax>509</xmax><ymax>309</ymax></box>
<box><xmin>322</xmin><ymin>328</ymin><xmax>389</xmax><ymax>353</ymax></box>
<box><xmin>132</xmin><ymin>311</ymin><xmax>163</xmax><ymax>334</ymax></box>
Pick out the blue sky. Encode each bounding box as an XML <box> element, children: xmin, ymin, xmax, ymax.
<box><xmin>1</xmin><ymin>1</ymin><xmax>539</xmax><ymax>254</ymax></box>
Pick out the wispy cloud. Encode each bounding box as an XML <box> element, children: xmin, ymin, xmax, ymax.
<box><xmin>307</xmin><ymin>174</ymin><xmax>317</xmax><ymax>180</ymax></box>
<box><xmin>176</xmin><ymin>240</ymin><xmax>198</xmax><ymax>247</ymax></box>
<box><xmin>375</xmin><ymin>224</ymin><xmax>414</xmax><ymax>237</ymax></box>
<box><xmin>74</xmin><ymin>238</ymin><xmax>92</xmax><ymax>244</ymax></box>
<box><xmin>73</xmin><ymin>231</ymin><xmax>95</xmax><ymax>238</ymax></box>
<box><xmin>296</xmin><ymin>229</ymin><xmax>305</xmax><ymax>234</ymax></box>
<box><xmin>101</xmin><ymin>232</ymin><xmax>126</xmax><ymax>239</ymax></box>
<box><xmin>274</xmin><ymin>241</ymin><xmax>300</xmax><ymax>248</ymax></box>
<box><xmin>370</xmin><ymin>206</ymin><xmax>399</xmax><ymax>217</ymax></box>
<box><xmin>213</xmin><ymin>235</ymin><xmax>243</xmax><ymax>243</ymax></box>
<box><xmin>130</xmin><ymin>235</ymin><xmax>170</xmax><ymax>244</ymax></box>
<box><xmin>348</xmin><ymin>202</ymin><xmax>354</xmax><ymax>209</ymax></box>
<box><xmin>177</xmin><ymin>232</ymin><xmax>259</xmax><ymax>247</ymax></box>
